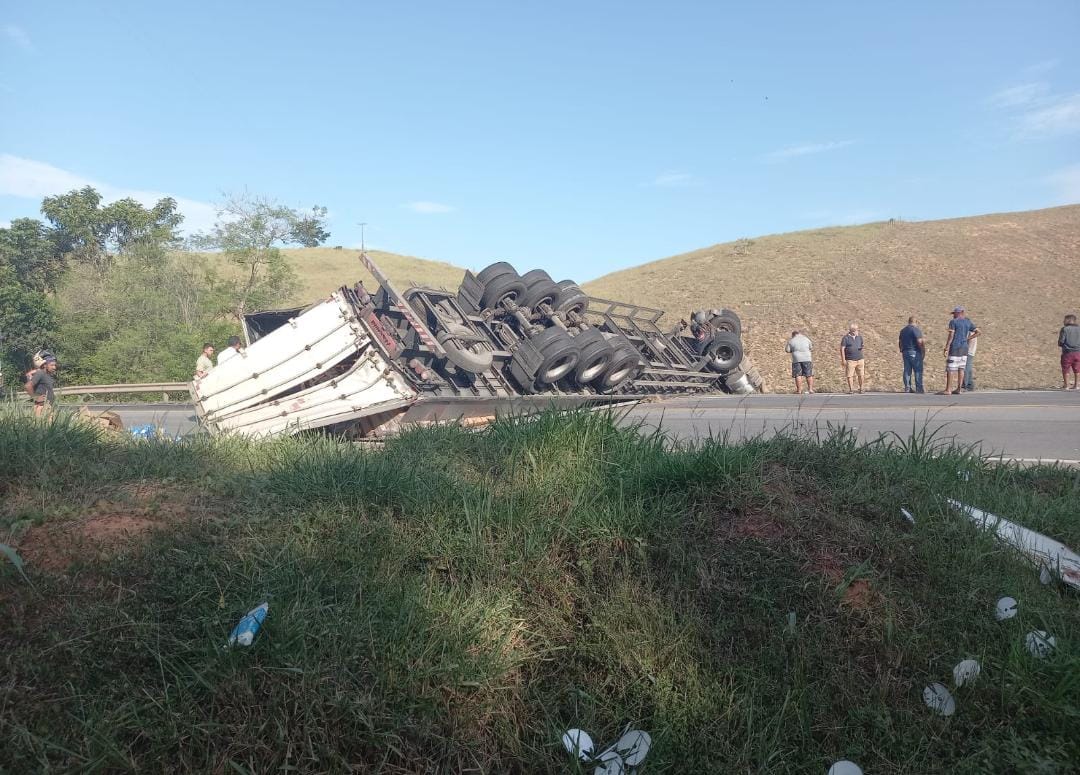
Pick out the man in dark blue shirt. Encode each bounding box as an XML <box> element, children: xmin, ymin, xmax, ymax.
<box><xmin>940</xmin><ymin>306</ymin><xmax>979</xmax><ymax>395</ymax></box>
<box><xmin>898</xmin><ymin>316</ymin><xmax>925</xmax><ymax>393</ymax></box>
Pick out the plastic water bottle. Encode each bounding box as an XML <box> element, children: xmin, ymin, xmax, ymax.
<box><xmin>226</xmin><ymin>602</ymin><xmax>269</xmax><ymax>648</ymax></box>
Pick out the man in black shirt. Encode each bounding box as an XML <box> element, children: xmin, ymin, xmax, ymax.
<box><xmin>26</xmin><ymin>356</ymin><xmax>58</xmax><ymax>417</ymax></box>
<box><xmin>898</xmin><ymin>316</ymin><xmax>925</xmax><ymax>393</ymax></box>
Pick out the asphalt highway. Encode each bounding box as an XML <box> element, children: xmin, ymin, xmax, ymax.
<box><xmin>86</xmin><ymin>389</ymin><xmax>1080</xmax><ymax>464</ymax></box>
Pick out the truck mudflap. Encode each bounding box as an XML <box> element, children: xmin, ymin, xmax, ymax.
<box><xmin>193</xmin><ymin>294</ymin><xmax>366</xmax><ymax>422</ymax></box>
<box><xmin>204</xmin><ymin>348</ymin><xmax>418</xmax><ymax>438</ymax></box>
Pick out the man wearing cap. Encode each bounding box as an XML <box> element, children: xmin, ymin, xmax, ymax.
<box><xmin>25</xmin><ymin>356</ymin><xmax>58</xmax><ymax>417</ymax></box>
<box><xmin>940</xmin><ymin>306</ymin><xmax>979</xmax><ymax>395</ymax></box>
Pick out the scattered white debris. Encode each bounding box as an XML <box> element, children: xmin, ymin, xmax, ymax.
<box><xmin>562</xmin><ymin>729</ymin><xmax>594</xmax><ymax>761</ymax></box>
<box><xmin>995</xmin><ymin>597</ymin><xmax>1018</xmax><ymax>621</ymax></box>
<box><xmin>226</xmin><ymin>602</ymin><xmax>269</xmax><ymax>648</ymax></box>
<box><xmin>828</xmin><ymin>761</ymin><xmax>864</xmax><ymax>775</ymax></box>
<box><xmin>923</xmin><ymin>682</ymin><xmax>956</xmax><ymax>716</ymax></box>
<box><xmin>1039</xmin><ymin>566</ymin><xmax>1053</xmax><ymax>585</ymax></box>
<box><xmin>610</xmin><ymin>730</ymin><xmax>651</xmax><ymax>767</ymax></box>
<box><xmin>958</xmin><ymin>470</ymin><xmax>972</xmax><ymax>481</ymax></box>
<box><xmin>594</xmin><ymin>756</ymin><xmax>626</xmax><ymax>775</ymax></box>
<box><xmin>953</xmin><ymin>659</ymin><xmax>981</xmax><ymax>687</ymax></box>
<box><xmin>900</xmin><ymin>508</ymin><xmax>915</xmax><ymax>525</ymax></box>
<box><xmin>946</xmin><ymin>499</ymin><xmax>1080</xmax><ymax>592</ymax></box>
<box><xmin>1025</xmin><ymin>630</ymin><xmax>1057</xmax><ymax>659</ymax></box>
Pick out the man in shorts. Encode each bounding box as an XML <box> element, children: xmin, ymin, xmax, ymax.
<box><xmin>25</xmin><ymin>355</ymin><xmax>58</xmax><ymax>417</ymax></box>
<box><xmin>785</xmin><ymin>329</ymin><xmax>814</xmax><ymax>394</ymax></box>
<box><xmin>840</xmin><ymin>323</ymin><xmax>866</xmax><ymax>394</ymax></box>
<box><xmin>940</xmin><ymin>306</ymin><xmax>979</xmax><ymax>395</ymax></box>
<box><xmin>1060</xmin><ymin>314</ymin><xmax>1080</xmax><ymax>390</ymax></box>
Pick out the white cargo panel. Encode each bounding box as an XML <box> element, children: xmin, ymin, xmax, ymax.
<box><xmin>194</xmin><ymin>294</ymin><xmax>366</xmax><ymax>420</ymax></box>
<box><xmin>208</xmin><ymin>349</ymin><xmax>417</xmax><ymax>438</ymax></box>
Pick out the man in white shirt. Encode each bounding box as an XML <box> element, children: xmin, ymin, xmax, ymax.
<box><xmin>784</xmin><ymin>329</ymin><xmax>815</xmax><ymax>394</ymax></box>
<box><xmin>217</xmin><ymin>335</ymin><xmax>242</xmax><ymax>366</ymax></box>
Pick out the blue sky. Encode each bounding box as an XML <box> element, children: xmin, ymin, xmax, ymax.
<box><xmin>2</xmin><ymin>1</ymin><xmax>1078</xmax><ymax>281</ymax></box>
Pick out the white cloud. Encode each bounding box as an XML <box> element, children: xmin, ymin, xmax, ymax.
<box><xmin>802</xmin><ymin>208</ymin><xmax>886</xmax><ymax>226</ymax></box>
<box><xmin>651</xmin><ymin>171</ymin><xmax>694</xmax><ymax>187</ymax></box>
<box><xmin>1047</xmin><ymin>163</ymin><xmax>1080</xmax><ymax>203</ymax></box>
<box><xmin>987</xmin><ymin>82</ymin><xmax>1049</xmax><ymax>109</ymax></box>
<box><xmin>0</xmin><ymin>153</ymin><xmax>218</xmax><ymax>233</ymax></box>
<box><xmin>3</xmin><ymin>24</ymin><xmax>33</xmax><ymax>53</ymax></box>
<box><xmin>1022</xmin><ymin>59</ymin><xmax>1059</xmax><ymax>76</ymax></box>
<box><xmin>765</xmin><ymin>140</ymin><xmax>854</xmax><ymax>163</ymax></box>
<box><xmin>1016</xmin><ymin>93</ymin><xmax>1080</xmax><ymax>138</ymax></box>
<box><xmin>403</xmin><ymin>200</ymin><xmax>454</xmax><ymax>214</ymax></box>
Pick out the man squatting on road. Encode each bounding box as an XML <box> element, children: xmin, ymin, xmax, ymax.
<box><xmin>785</xmin><ymin>329</ymin><xmax>814</xmax><ymax>394</ymax></box>
<box><xmin>941</xmin><ymin>306</ymin><xmax>979</xmax><ymax>395</ymax></box>
<box><xmin>898</xmin><ymin>316</ymin><xmax>925</xmax><ymax>393</ymax></box>
<box><xmin>840</xmin><ymin>323</ymin><xmax>866</xmax><ymax>394</ymax></box>
<box><xmin>1060</xmin><ymin>314</ymin><xmax>1080</xmax><ymax>390</ymax></box>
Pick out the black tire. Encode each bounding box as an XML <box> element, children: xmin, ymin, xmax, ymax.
<box><xmin>709</xmin><ymin>309</ymin><xmax>742</xmax><ymax>335</ymax></box>
<box><xmin>571</xmin><ymin>328</ymin><xmax>613</xmax><ymax>385</ymax></box>
<box><xmin>476</xmin><ymin>261</ymin><xmax>518</xmax><ymax>285</ymax></box>
<box><xmin>552</xmin><ymin>280</ymin><xmax>589</xmax><ymax>316</ymax></box>
<box><xmin>479</xmin><ymin>269</ymin><xmax>527</xmax><ymax>309</ymax></box>
<box><xmin>436</xmin><ymin>329</ymin><xmax>494</xmax><ymax>374</ymax></box>
<box><xmin>704</xmin><ymin>333</ymin><xmax>743</xmax><ymax>373</ymax></box>
<box><xmin>519</xmin><ymin>269</ymin><xmax>562</xmax><ymax>311</ymax></box>
<box><xmin>530</xmin><ymin>326</ymin><xmax>581</xmax><ymax>385</ymax></box>
<box><xmin>595</xmin><ymin>339</ymin><xmax>641</xmax><ymax>391</ymax></box>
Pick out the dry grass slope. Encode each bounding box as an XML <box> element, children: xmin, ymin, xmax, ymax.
<box><xmin>200</xmin><ymin>247</ymin><xmax>465</xmax><ymax>306</ymax></box>
<box><xmin>585</xmin><ymin>205</ymin><xmax>1080</xmax><ymax>392</ymax></box>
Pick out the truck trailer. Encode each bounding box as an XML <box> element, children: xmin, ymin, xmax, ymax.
<box><xmin>190</xmin><ymin>253</ymin><xmax>763</xmax><ymax>439</ymax></box>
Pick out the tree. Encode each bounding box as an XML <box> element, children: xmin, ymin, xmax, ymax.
<box><xmin>192</xmin><ymin>194</ymin><xmax>330</xmax><ymax>320</ymax></box>
<box><xmin>40</xmin><ymin>186</ymin><xmax>183</xmax><ymax>272</ymax></box>
<box><xmin>0</xmin><ymin>264</ymin><xmax>55</xmax><ymax>386</ymax></box>
<box><xmin>0</xmin><ymin>218</ymin><xmax>64</xmax><ymax>293</ymax></box>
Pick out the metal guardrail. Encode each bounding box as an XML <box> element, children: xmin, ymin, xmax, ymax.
<box><xmin>55</xmin><ymin>382</ymin><xmax>190</xmax><ymax>401</ymax></box>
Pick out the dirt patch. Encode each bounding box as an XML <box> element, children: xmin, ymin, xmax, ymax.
<box><xmin>728</xmin><ymin>511</ymin><xmax>785</xmax><ymax>541</ymax></box>
<box><xmin>840</xmin><ymin>578</ymin><xmax>878</xmax><ymax>612</ymax></box>
<box><xmin>8</xmin><ymin>481</ymin><xmax>208</xmax><ymax>574</ymax></box>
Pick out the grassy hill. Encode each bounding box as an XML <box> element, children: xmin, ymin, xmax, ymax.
<box><xmin>584</xmin><ymin>205</ymin><xmax>1080</xmax><ymax>392</ymax></box>
<box><xmin>200</xmin><ymin>247</ymin><xmax>466</xmax><ymax>307</ymax></box>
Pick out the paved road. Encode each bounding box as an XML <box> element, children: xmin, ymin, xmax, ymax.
<box><xmin>88</xmin><ymin>390</ymin><xmax>1080</xmax><ymax>463</ymax></box>
<box><xmin>626</xmin><ymin>390</ymin><xmax>1080</xmax><ymax>463</ymax></box>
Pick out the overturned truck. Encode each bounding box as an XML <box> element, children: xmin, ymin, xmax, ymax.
<box><xmin>191</xmin><ymin>253</ymin><xmax>764</xmax><ymax>438</ymax></box>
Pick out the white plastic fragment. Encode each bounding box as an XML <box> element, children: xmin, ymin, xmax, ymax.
<box><xmin>946</xmin><ymin>499</ymin><xmax>1080</xmax><ymax>592</ymax></box>
<box><xmin>922</xmin><ymin>682</ymin><xmax>956</xmax><ymax>716</ymax></box>
<box><xmin>900</xmin><ymin>508</ymin><xmax>915</xmax><ymax>525</ymax></box>
<box><xmin>828</xmin><ymin>761</ymin><xmax>864</xmax><ymax>775</ymax></box>
<box><xmin>994</xmin><ymin>597</ymin><xmax>1018</xmax><ymax>621</ymax></box>
<box><xmin>953</xmin><ymin>659</ymin><xmax>981</xmax><ymax>687</ymax></box>
<box><xmin>562</xmin><ymin>729</ymin><xmax>594</xmax><ymax>761</ymax></box>
<box><xmin>958</xmin><ymin>470</ymin><xmax>972</xmax><ymax>481</ymax></box>
<box><xmin>594</xmin><ymin>755</ymin><xmax>626</xmax><ymax>775</ymax></box>
<box><xmin>1025</xmin><ymin>630</ymin><xmax>1056</xmax><ymax>659</ymax></box>
<box><xmin>1039</xmin><ymin>566</ymin><xmax>1053</xmax><ymax>585</ymax></box>
<box><xmin>226</xmin><ymin>602</ymin><xmax>269</xmax><ymax>648</ymax></box>
<box><xmin>611</xmin><ymin>730</ymin><xmax>651</xmax><ymax>767</ymax></box>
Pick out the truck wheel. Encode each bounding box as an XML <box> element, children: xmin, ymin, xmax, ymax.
<box><xmin>705</xmin><ymin>333</ymin><xmax>743</xmax><ymax>373</ymax></box>
<box><xmin>709</xmin><ymin>309</ymin><xmax>742</xmax><ymax>335</ymax></box>
<box><xmin>571</xmin><ymin>328</ymin><xmax>613</xmax><ymax>385</ymax></box>
<box><xmin>436</xmin><ymin>329</ymin><xmax>494</xmax><ymax>374</ymax></box>
<box><xmin>477</xmin><ymin>261</ymin><xmax>518</xmax><ymax>285</ymax></box>
<box><xmin>595</xmin><ymin>340</ymin><xmax>641</xmax><ymax>391</ymax></box>
<box><xmin>553</xmin><ymin>280</ymin><xmax>589</xmax><ymax>316</ymax></box>
<box><xmin>519</xmin><ymin>269</ymin><xmax>562</xmax><ymax>311</ymax></box>
<box><xmin>531</xmin><ymin>326</ymin><xmax>581</xmax><ymax>385</ymax></box>
<box><xmin>479</xmin><ymin>268</ymin><xmax>528</xmax><ymax>309</ymax></box>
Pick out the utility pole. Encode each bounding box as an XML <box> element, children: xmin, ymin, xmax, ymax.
<box><xmin>358</xmin><ymin>222</ymin><xmax>367</xmax><ymax>253</ymax></box>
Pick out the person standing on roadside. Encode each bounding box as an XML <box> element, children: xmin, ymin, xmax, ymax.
<box><xmin>898</xmin><ymin>316</ymin><xmax>925</xmax><ymax>393</ymax></box>
<box><xmin>194</xmin><ymin>343</ymin><xmax>215</xmax><ymax>380</ymax></box>
<box><xmin>940</xmin><ymin>306</ymin><xmax>979</xmax><ymax>395</ymax></box>
<box><xmin>25</xmin><ymin>355</ymin><xmax>58</xmax><ymax>417</ymax></box>
<box><xmin>1060</xmin><ymin>314</ymin><xmax>1080</xmax><ymax>390</ymax></box>
<box><xmin>217</xmin><ymin>335</ymin><xmax>242</xmax><ymax>366</ymax></box>
<box><xmin>840</xmin><ymin>323</ymin><xmax>866</xmax><ymax>394</ymax></box>
<box><xmin>785</xmin><ymin>329</ymin><xmax>815</xmax><ymax>394</ymax></box>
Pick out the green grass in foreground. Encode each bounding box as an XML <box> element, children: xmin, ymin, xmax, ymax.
<box><xmin>1</xmin><ymin>409</ymin><xmax>1078</xmax><ymax>773</ymax></box>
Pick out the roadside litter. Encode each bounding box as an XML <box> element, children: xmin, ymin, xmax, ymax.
<box><xmin>946</xmin><ymin>499</ymin><xmax>1080</xmax><ymax>592</ymax></box>
<box><xmin>1025</xmin><ymin>630</ymin><xmax>1056</xmax><ymax>659</ymax></box>
<box><xmin>827</xmin><ymin>761</ymin><xmax>863</xmax><ymax>775</ymax></box>
<box><xmin>561</xmin><ymin>726</ymin><xmax>651</xmax><ymax>773</ymax></box>
<box><xmin>994</xmin><ymin>596</ymin><xmax>1018</xmax><ymax>621</ymax></box>
<box><xmin>922</xmin><ymin>682</ymin><xmax>956</xmax><ymax>716</ymax></box>
<box><xmin>900</xmin><ymin>508</ymin><xmax>915</xmax><ymax>525</ymax></box>
<box><xmin>226</xmin><ymin>602</ymin><xmax>269</xmax><ymax>648</ymax></box>
<box><xmin>952</xmin><ymin>659</ymin><xmax>981</xmax><ymax>687</ymax></box>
